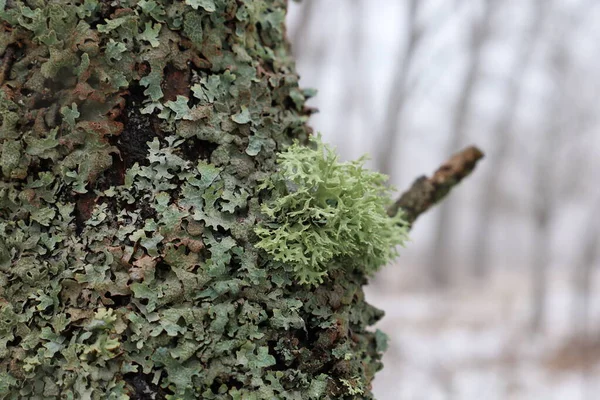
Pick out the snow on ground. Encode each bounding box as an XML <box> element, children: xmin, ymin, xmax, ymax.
<box><xmin>365</xmin><ymin>267</ymin><xmax>600</xmax><ymax>400</ymax></box>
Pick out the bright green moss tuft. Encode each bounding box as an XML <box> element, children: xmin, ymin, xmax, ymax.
<box><xmin>255</xmin><ymin>136</ymin><xmax>409</xmax><ymax>285</ymax></box>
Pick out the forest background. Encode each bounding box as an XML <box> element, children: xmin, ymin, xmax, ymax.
<box><xmin>288</xmin><ymin>1</ymin><xmax>600</xmax><ymax>399</ymax></box>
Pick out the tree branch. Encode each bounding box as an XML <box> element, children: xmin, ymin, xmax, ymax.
<box><xmin>388</xmin><ymin>146</ymin><xmax>484</xmax><ymax>225</ymax></box>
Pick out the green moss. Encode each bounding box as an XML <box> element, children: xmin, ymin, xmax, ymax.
<box><xmin>255</xmin><ymin>136</ymin><xmax>409</xmax><ymax>285</ymax></box>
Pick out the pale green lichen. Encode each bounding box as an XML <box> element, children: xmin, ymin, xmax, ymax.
<box><xmin>340</xmin><ymin>376</ymin><xmax>365</xmax><ymax>396</ymax></box>
<box><xmin>255</xmin><ymin>136</ymin><xmax>409</xmax><ymax>285</ymax></box>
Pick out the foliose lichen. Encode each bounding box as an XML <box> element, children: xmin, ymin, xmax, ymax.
<box><xmin>255</xmin><ymin>136</ymin><xmax>408</xmax><ymax>285</ymax></box>
<box><xmin>0</xmin><ymin>0</ymin><xmax>396</xmax><ymax>398</ymax></box>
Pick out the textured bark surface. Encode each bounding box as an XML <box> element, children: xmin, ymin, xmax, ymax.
<box><xmin>0</xmin><ymin>1</ymin><xmax>390</xmax><ymax>399</ymax></box>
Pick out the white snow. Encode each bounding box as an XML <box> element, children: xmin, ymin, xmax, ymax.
<box><xmin>366</xmin><ymin>268</ymin><xmax>600</xmax><ymax>400</ymax></box>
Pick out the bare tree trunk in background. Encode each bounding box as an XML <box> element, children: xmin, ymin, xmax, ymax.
<box><xmin>530</xmin><ymin>192</ymin><xmax>554</xmax><ymax>334</ymax></box>
<box><xmin>529</xmin><ymin>3</ymin><xmax>587</xmax><ymax>333</ymax></box>
<box><xmin>571</xmin><ymin>195</ymin><xmax>600</xmax><ymax>336</ymax></box>
<box><xmin>378</xmin><ymin>0</ymin><xmax>421</xmax><ymax>177</ymax></box>
<box><xmin>428</xmin><ymin>0</ymin><xmax>495</xmax><ymax>287</ymax></box>
<box><xmin>290</xmin><ymin>0</ymin><xmax>317</xmax><ymax>59</ymax></box>
<box><xmin>570</xmin><ymin>193</ymin><xmax>600</xmax><ymax>398</ymax></box>
<box><xmin>471</xmin><ymin>0</ymin><xmax>546</xmax><ymax>279</ymax></box>
<box><xmin>530</xmin><ymin>43</ymin><xmax>569</xmax><ymax>334</ymax></box>
<box><xmin>335</xmin><ymin>0</ymin><xmax>367</xmax><ymax>154</ymax></box>
<box><xmin>289</xmin><ymin>0</ymin><xmax>331</xmax><ymax>118</ymax></box>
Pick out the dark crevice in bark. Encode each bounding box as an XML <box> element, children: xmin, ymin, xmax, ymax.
<box><xmin>210</xmin><ymin>376</ymin><xmax>243</xmax><ymax>393</ymax></box>
<box><xmin>0</xmin><ymin>45</ymin><xmax>16</xmax><ymax>86</ymax></box>
<box><xmin>97</xmin><ymin>153</ymin><xmax>126</xmax><ymax>191</ymax></box>
<box><xmin>138</xmin><ymin>201</ymin><xmax>156</xmax><ymax>221</ymax></box>
<box><xmin>103</xmin><ymin>292</ymin><xmax>132</xmax><ymax>307</ymax></box>
<box><xmin>162</xmin><ymin>64</ymin><xmax>191</xmax><ymax>102</ymax></box>
<box><xmin>180</xmin><ymin>137</ymin><xmax>218</xmax><ymax>162</ymax></box>
<box><xmin>75</xmin><ymin>85</ymin><xmax>160</xmax><ymax>232</ymax></box>
<box><xmin>123</xmin><ymin>371</ymin><xmax>168</xmax><ymax>400</ymax></box>
<box><xmin>90</xmin><ymin>1</ymin><xmax>120</xmax><ymax>29</ymax></box>
<box><xmin>74</xmin><ymin>192</ymin><xmax>96</xmax><ymax>235</ymax></box>
<box><xmin>116</xmin><ymin>85</ymin><xmax>162</xmax><ymax>170</ymax></box>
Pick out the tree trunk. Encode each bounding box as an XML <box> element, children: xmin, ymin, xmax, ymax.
<box><xmin>0</xmin><ymin>2</ymin><xmax>481</xmax><ymax>399</ymax></box>
<box><xmin>529</xmin><ymin>5</ymin><xmax>577</xmax><ymax>333</ymax></box>
<box><xmin>571</xmin><ymin>196</ymin><xmax>600</xmax><ymax>336</ymax></box>
<box><xmin>0</xmin><ymin>1</ymin><xmax>381</xmax><ymax>398</ymax></box>
<box><xmin>529</xmin><ymin>85</ymin><xmax>561</xmax><ymax>334</ymax></box>
<box><xmin>378</xmin><ymin>0</ymin><xmax>420</xmax><ymax>177</ymax></box>
<box><xmin>335</xmin><ymin>0</ymin><xmax>367</xmax><ymax>156</ymax></box>
<box><xmin>290</xmin><ymin>0</ymin><xmax>316</xmax><ymax>59</ymax></box>
<box><xmin>471</xmin><ymin>0</ymin><xmax>546</xmax><ymax>279</ymax></box>
<box><xmin>428</xmin><ymin>0</ymin><xmax>494</xmax><ymax>287</ymax></box>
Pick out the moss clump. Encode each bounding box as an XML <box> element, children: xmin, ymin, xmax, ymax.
<box><xmin>255</xmin><ymin>136</ymin><xmax>409</xmax><ymax>285</ymax></box>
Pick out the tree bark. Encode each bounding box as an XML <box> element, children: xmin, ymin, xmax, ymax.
<box><xmin>0</xmin><ymin>2</ymin><xmax>481</xmax><ymax>398</ymax></box>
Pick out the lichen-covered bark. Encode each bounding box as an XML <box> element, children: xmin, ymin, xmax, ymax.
<box><xmin>0</xmin><ymin>1</ymin><xmax>389</xmax><ymax>399</ymax></box>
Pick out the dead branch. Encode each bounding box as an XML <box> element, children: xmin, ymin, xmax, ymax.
<box><xmin>388</xmin><ymin>146</ymin><xmax>484</xmax><ymax>226</ymax></box>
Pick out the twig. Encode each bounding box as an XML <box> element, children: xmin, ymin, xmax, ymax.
<box><xmin>388</xmin><ymin>146</ymin><xmax>484</xmax><ymax>226</ymax></box>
